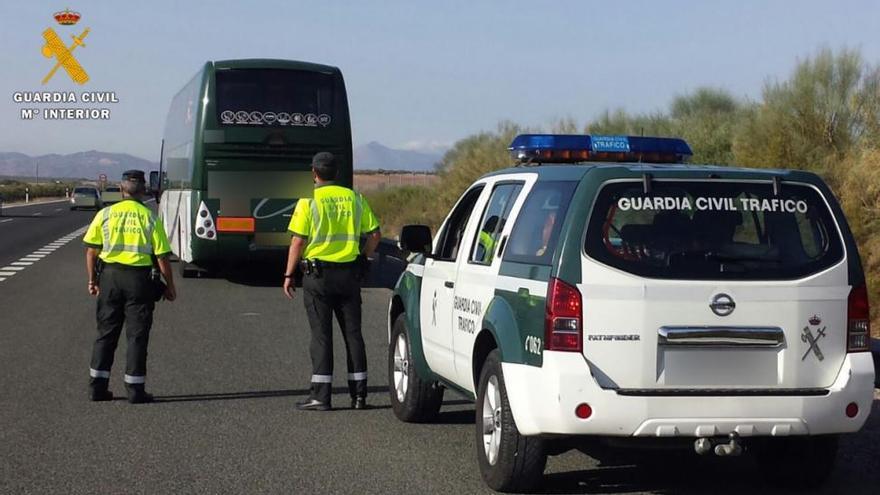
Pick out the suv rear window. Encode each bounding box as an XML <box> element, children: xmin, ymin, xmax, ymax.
<box><xmin>585</xmin><ymin>180</ymin><xmax>844</xmax><ymax>280</ymax></box>
<box><xmin>74</xmin><ymin>187</ymin><xmax>97</xmax><ymax>196</ymax></box>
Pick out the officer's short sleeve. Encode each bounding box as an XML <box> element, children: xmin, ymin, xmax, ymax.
<box><xmin>359</xmin><ymin>194</ymin><xmax>380</xmax><ymax>235</ymax></box>
<box><xmin>83</xmin><ymin>210</ymin><xmax>105</xmax><ymax>248</ymax></box>
<box><xmin>288</xmin><ymin>198</ymin><xmax>311</xmax><ymax>238</ymax></box>
<box><xmin>151</xmin><ymin>216</ymin><xmax>172</xmax><ymax>257</ymax></box>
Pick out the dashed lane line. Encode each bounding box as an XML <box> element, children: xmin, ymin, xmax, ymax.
<box><xmin>0</xmin><ymin>225</ymin><xmax>88</xmax><ymax>284</ymax></box>
<box><xmin>0</xmin><ymin>219</ymin><xmax>14</xmax><ymax>224</ymax></box>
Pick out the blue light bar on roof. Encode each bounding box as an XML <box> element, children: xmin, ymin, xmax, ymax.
<box><xmin>508</xmin><ymin>134</ymin><xmax>693</xmax><ymax>164</ymax></box>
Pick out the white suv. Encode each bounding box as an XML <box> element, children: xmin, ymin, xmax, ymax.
<box><xmin>387</xmin><ymin>134</ymin><xmax>875</xmax><ymax>492</ymax></box>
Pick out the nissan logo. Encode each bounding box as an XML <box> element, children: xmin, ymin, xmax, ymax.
<box><xmin>710</xmin><ymin>293</ymin><xmax>736</xmax><ymax>317</ymax></box>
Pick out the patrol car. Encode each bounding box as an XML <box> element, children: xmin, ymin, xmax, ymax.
<box><xmin>387</xmin><ymin>134</ymin><xmax>875</xmax><ymax>492</ymax></box>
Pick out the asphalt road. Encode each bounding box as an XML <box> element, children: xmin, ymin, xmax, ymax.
<box><xmin>0</xmin><ymin>204</ymin><xmax>877</xmax><ymax>494</ymax></box>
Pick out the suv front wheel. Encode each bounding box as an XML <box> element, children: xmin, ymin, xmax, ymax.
<box><xmin>388</xmin><ymin>314</ymin><xmax>444</xmax><ymax>422</ymax></box>
<box><xmin>475</xmin><ymin>349</ymin><xmax>546</xmax><ymax>492</ymax></box>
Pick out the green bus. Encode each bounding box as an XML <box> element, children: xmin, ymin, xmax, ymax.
<box><xmin>154</xmin><ymin>59</ymin><xmax>353</xmax><ymax>276</ymax></box>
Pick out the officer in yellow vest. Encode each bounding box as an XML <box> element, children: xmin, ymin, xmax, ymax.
<box><xmin>82</xmin><ymin>170</ymin><xmax>176</xmax><ymax>404</ymax></box>
<box><xmin>283</xmin><ymin>152</ymin><xmax>381</xmax><ymax>411</ymax></box>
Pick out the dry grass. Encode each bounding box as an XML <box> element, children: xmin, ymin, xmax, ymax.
<box><xmin>354</xmin><ymin>173</ymin><xmax>438</xmax><ymax>193</ymax></box>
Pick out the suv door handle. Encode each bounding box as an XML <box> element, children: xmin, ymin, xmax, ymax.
<box><xmin>444</xmin><ymin>281</ymin><xmax>455</xmax><ymax>289</ymax></box>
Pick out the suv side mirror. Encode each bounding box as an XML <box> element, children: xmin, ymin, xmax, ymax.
<box><xmin>399</xmin><ymin>225</ymin><xmax>432</xmax><ymax>254</ymax></box>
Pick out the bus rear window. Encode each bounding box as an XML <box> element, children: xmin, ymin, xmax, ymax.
<box><xmin>584</xmin><ymin>181</ymin><xmax>844</xmax><ymax>280</ymax></box>
<box><xmin>215</xmin><ymin>69</ymin><xmax>336</xmax><ymax>127</ymax></box>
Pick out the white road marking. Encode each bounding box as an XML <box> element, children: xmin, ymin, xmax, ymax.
<box><xmin>32</xmin><ymin>212</ymin><xmax>42</xmax><ymax>216</ymax></box>
<box><xmin>0</xmin><ymin>218</ymin><xmax>13</xmax><ymax>224</ymax></box>
<box><xmin>1</xmin><ymin>198</ymin><xmax>69</xmax><ymax>209</ymax></box>
<box><xmin>0</xmin><ymin>225</ymin><xmax>88</xmax><ymax>284</ymax></box>
<box><xmin>55</xmin><ymin>208</ymin><xmax>63</xmax><ymax>212</ymax></box>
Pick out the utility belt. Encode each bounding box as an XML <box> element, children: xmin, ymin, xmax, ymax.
<box><xmin>299</xmin><ymin>258</ymin><xmax>363</xmax><ymax>278</ymax></box>
<box><xmin>100</xmin><ymin>260</ymin><xmax>167</xmax><ymax>302</ymax></box>
<box><xmin>101</xmin><ymin>262</ymin><xmax>152</xmax><ymax>272</ymax></box>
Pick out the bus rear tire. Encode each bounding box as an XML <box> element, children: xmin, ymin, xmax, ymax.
<box><xmin>180</xmin><ymin>261</ymin><xmax>201</xmax><ymax>278</ymax></box>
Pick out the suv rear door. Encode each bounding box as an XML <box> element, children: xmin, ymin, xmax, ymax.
<box><xmin>451</xmin><ymin>176</ymin><xmax>531</xmax><ymax>390</ymax></box>
<box><xmin>580</xmin><ymin>178</ymin><xmax>849</xmax><ymax>391</ymax></box>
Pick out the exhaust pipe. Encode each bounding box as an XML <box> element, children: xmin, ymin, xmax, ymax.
<box><xmin>693</xmin><ymin>432</ymin><xmax>743</xmax><ymax>457</ymax></box>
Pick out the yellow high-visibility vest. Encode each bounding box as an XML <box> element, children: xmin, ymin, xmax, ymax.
<box><xmin>287</xmin><ymin>184</ymin><xmax>380</xmax><ymax>263</ymax></box>
<box><xmin>83</xmin><ymin>199</ymin><xmax>171</xmax><ymax>266</ymax></box>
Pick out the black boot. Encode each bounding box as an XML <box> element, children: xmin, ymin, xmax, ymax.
<box><xmin>125</xmin><ymin>384</ymin><xmax>154</xmax><ymax>404</ymax></box>
<box><xmin>351</xmin><ymin>397</ymin><xmax>367</xmax><ymax>410</ymax></box>
<box><xmin>89</xmin><ymin>378</ymin><xmax>113</xmax><ymax>402</ymax></box>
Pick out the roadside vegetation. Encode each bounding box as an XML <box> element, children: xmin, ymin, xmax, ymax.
<box><xmin>0</xmin><ymin>179</ymin><xmax>77</xmax><ymax>203</ymax></box>
<box><xmin>364</xmin><ymin>47</ymin><xmax>880</xmax><ymax>333</ymax></box>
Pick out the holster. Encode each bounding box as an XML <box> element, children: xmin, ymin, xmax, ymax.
<box><xmin>300</xmin><ymin>259</ymin><xmax>323</xmax><ymax>278</ymax></box>
<box><xmin>150</xmin><ymin>256</ymin><xmax>167</xmax><ymax>302</ymax></box>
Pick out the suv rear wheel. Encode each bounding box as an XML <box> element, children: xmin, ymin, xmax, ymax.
<box><xmin>754</xmin><ymin>435</ymin><xmax>838</xmax><ymax>488</ymax></box>
<box><xmin>388</xmin><ymin>314</ymin><xmax>444</xmax><ymax>422</ymax></box>
<box><xmin>475</xmin><ymin>349</ymin><xmax>546</xmax><ymax>492</ymax></box>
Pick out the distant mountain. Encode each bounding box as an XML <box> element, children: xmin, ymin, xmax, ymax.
<box><xmin>354</xmin><ymin>142</ymin><xmax>443</xmax><ymax>171</ymax></box>
<box><xmin>0</xmin><ymin>151</ymin><xmax>157</xmax><ymax>180</ymax></box>
<box><xmin>0</xmin><ymin>143</ymin><xmax>442</xmax><ymax>179</ymax></box>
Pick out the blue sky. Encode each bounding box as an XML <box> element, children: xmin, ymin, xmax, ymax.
<box><xmin>1</xmin><ymin>1</ymin><xmax>878</xmax><ymax>160</ymax></box>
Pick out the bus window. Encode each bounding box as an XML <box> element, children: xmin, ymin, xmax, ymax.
<box><xmin>215</xmin><ymin>69</ymin><xmax>336</xmax><ymax>127</ymax></box>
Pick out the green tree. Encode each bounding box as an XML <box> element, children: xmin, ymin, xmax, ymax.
<box><xmin>733</xmin><ymin>47</ymin><xmax>880</xmax><ymax>184</ymax></box>
<box><xmin>838</xmin><ymin>147</ymin><xmax>880</xmax><ymax>332</ymax></box>
<box><xmin>669</xmin><ymin>88</ymin><xmax>745</xmax><ymax>165</ymax></box>
<box><xmin>435</xmin><ymin>121</ymin><xmax>526</xmax><ymax>214</ymax></box>
<box><xmin>585</xmin><ymin>88</ymin><xmax>744</xmax><ymax>165</ymax></box>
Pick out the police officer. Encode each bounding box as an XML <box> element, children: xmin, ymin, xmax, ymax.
<box><xmin>283</xmin><ymin>152</ymin><xmax>381</xmax><ymax>411</ymax></box>
<box><xmin>82</xmin><ymin>170</ymin><xmax>176</xmax><ymax>404</ymax></box>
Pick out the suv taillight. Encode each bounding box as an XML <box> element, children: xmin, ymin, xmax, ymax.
<box><xmin>847</xmin><ymin>284</ymin><xmax>871</xmax><ymax>352</ymax></box>
<box><xmin>545</xmin><ymin>277</ymin><xmax>582</xmax><ymax>352</ymax></box>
